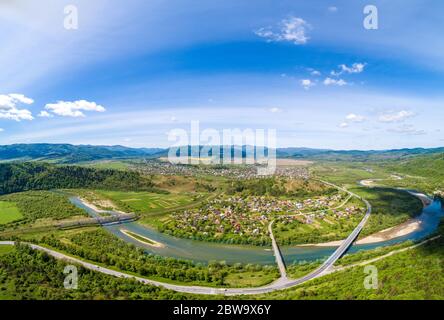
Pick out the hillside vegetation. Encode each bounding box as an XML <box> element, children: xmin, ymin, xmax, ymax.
<box><xmin>379</xmin><ymin>153</ymin><xmax>444</xmax><ymax>193</ymax></box>
<box><xmin>0</xmin><ymin>191</ymin><xmax>86</xmax><ymax>226</ymax></box>
<box><xmin>0</xmin><ymin>244</ymin><xmax>193</xmax><ymax>300</ymax></box>
<box><xmin>256</xmin><ymin>222</ymin><xmax>444</xmax><ymax>300</ymax></box>
<box><xmin>0</xmin><ymin>162</ymin><xmax>158</xmax><ymax>195</ymax></box>
<box><xmin>0</xmin><ymin>143</ymin><xmax>162</xmax><ymax>163</ymax></box>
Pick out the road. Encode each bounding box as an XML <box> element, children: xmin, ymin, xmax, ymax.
<box><xmin>268</xmin><ymin>220</ymin><xmax>287</xmax><ymax>280</ymax></box>
<box><xmin>0</xmin><ymin>180</ymin><xmax>372</xmax><ymax>295</ymax></box>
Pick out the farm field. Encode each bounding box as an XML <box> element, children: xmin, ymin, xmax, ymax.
<box><xmin>93</xmin><ymin>190</ymin><xmax>205</xmax><ymax>214</ymax></box>
<box><xmin>0</xmin><ymin>202</ymin><xmax>23</xmax><ymax>225</ymax></box>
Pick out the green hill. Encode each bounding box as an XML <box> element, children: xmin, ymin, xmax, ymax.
<box><xmin>0</xmin><ymin>162</ymin><xmax>159</xmax><ymax>195</ymax></box>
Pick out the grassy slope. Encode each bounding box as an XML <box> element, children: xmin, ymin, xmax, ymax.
<box><xmin>255</xmin><ymin>235</ymin><xmax>444</xmax><ymax>300</ymax></box>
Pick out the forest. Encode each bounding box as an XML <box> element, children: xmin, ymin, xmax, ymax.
<box><xmin>0</xmin><ymin>191</ymin><xmax>86</xmax><ymax>227</ymax></box>
<box><xmin>0</xmin><ymin>244</ymin><xmax>195</xmax><ymax>300</ymax></box>
<box><xmin>34</xmin><ymin>228</ymin><xmax>278</xmax><ymax>287</ymax></box>
<box><xmin>0</xmin><ymin>162</ymin><xmax>160</xmax><ymax>194</ymax></box>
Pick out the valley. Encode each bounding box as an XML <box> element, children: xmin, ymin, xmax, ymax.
<box><xmin>0</xmin><ymin>146</ymin><xmax>442</xmax><ymax>299</ymax></box>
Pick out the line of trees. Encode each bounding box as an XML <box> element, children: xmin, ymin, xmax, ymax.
<box><xmin>36</xmin><ymin>229</ymin><xmax>275</xmax><ymax>286</ymax></box>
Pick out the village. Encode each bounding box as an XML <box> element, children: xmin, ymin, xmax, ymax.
<box><xmin>132</xmin><ymin>159</ymin><xmax>310</xmax><ymax>180</ymax></box>
<box><xmin>162</xmin><ymin>192</ymin><xmax>364</xmax><ymax>245</ymax></box>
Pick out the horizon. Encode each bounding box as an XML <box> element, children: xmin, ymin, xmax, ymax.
<box><xmin>1</xmin><ymin>1</ymin><xmax>444</xmax><ymax>149</ymax></box>
<box><xmin>1</xmin><ymin>142</ymin><xmax>444</xmax><ymax>153</ymax></box>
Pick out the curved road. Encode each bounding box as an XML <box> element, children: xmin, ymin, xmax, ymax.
<box><xmin>0</xmin><ymin>180</ymin><xmax>372</xmax><ymax>295</ymax></box>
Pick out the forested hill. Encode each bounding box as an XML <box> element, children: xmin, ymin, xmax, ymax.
<box><xmin>0</xmin><ymin>144</ymin><xmax>162</xmax><ymax>163</ymax></box>
<box><xmin>1</xmin><ymin>143</ymin><xmax>444</xmax><ymax>164</ymax></box>
<box><xmin>0</xmin><ymin>163</ymin><xmax>159</xmax><ymax>195</ymax></box>
<box><xmin>276</xmin><ymin>147</ymin><xmax>444</xmax><ymax>162</ymax></box>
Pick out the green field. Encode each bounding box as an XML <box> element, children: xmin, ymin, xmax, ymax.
<box><xmin>95</xmin><ymin>190</ymin><xmax>202</xmax><ymax>214</ymax></box>
<box><xmin>0</xmin><ymin>245</ymin><xmax>14</xmax><ymax>256</ymax></box>
<box><xmin>0</xmin><ymin>202</ymin><xmax>23</xmax><ymax>225</ymax></box>
<box><xmin>81</xmin><ymin>161</ymin><xmax>131</xmax><ymax>171</ymax></box>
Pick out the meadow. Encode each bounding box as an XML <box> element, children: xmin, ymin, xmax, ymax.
<box><xmin>0</xmin><ymin>191</ymin><xmax>86</xmax><ymax>227</ymax></box>
<box><xmin>0</xmin><ymin>202</ymin><xmax>23</xmax><ymax>225</ymax></box>
<box><xmin>92</xmin><ymin>190</ymin><xmax>204</xmax><ymax>214</ymax></box>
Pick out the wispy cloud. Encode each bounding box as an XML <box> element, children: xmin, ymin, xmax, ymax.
<box><xmin>331</xmin><ymin>63</ymin><xmax>366</xmax><ymax>76</ymax></box>
<box><xmin>388</xmin><ymin>124</ymin><xmax>426</xmax><ymax>135</ymax></box>
<box><xmin>255</xmin><ymin>17</ymin><xmax>311</xmax><ymax>45</ymax></box>
<box><xmin>300</xmin><ymin>79</ymin><xmax>315</xmax><ymax>90</ymax></box>
<box><xmin>378</xmin><ymin>110</ymin><xmax>414</xmax><ymax>123</ymax></box>
<box><xmin>44</xmin><ymin>100</ymin><xmax>106</xmax><ymax>117</ymax></box>
<box><xmin>345</xmin><ymin>113</ymin><xmax>366</xmax><ymax>122</ymax></box>
<box><xmin>323</xmin><ymin>77</ymin><xmax>347</xmax><ymax>86</ymax></box>
<box><xmin>269</xmin><ymin>107</ymin><xmax>282</xmax><ymax>113</ymax></box>
<box><xmin>0</xmin><ymin>93</ymin><xmax>34</xmax><ymax>121</ymax></box>
<box><xmin>338</xmin><ymin>113</ymin><xmax>366</xmax><ymax>128</ymax></box>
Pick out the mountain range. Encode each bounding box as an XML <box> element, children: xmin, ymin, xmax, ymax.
<box><xmin>0</xmin><ymin>143</ymin><xmax>443</xmax><ymax>163</ymax></box>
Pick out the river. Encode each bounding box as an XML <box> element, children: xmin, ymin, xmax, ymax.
<box><xmin>69</xmin><ymin>196</ymin><xmax>444</xmax><ymax>265</ymax></box>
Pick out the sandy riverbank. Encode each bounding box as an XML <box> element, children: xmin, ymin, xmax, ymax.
<box><xmin>79</xmin><ymin>198</ymin><xmax>127</xmax><ymax>215</ymax></box>
<box><xmin>120</xmin><ymin>229</ymin><xmax>165</xmax><ymax>248</ymax></box>
<box><xmin>300</xmin><ymin>219</ymin><xmax>422</xmax><ymax>247</ymax></box>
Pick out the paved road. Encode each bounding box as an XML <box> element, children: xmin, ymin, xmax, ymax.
<box><xmin>0</xmin><ymin>180</ymin><xmax>372</xmax><ymax>295</ymax></box>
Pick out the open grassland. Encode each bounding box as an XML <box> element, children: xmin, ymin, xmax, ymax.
<box><xmin>79</xmin><ymin>160</ymin><xmax>132</xmax><ymax>171</ymax></box>
<box><xmin>0</xmin><ymin>202</ymin><xmax>23</xmax><ymax>225</ymax></box>
<box><xmin>311</xmin><ymin>162</ymin><xmax>389</xmax><ymax>187</ymax></box>
<box><xmin>0</xmin><ymin>191</ymin><xmax>86</xmax><ymax>227</ymax></box>
<box><xmin>91</xmin><ymin>190</ymin><xmax>204</xmax><ymax>214</ymax></box>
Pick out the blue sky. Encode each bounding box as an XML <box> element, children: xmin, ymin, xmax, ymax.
<box><xmin>0</xmin><ymin>0</ymin><xmax>443</xmax><ymax>150</ymax></box>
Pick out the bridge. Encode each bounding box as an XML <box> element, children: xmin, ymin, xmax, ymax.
<box><xmin>0</xmin><ymin>181</ymin><xmax>372</xmax><ymax>295</ymax></box>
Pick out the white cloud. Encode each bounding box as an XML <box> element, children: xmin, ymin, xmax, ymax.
<box><xmin>310</xmin><ymin>70</ymin><xmax>321</xmax><ymax>76</ymax></box>
<box><xmin>300</xmin><ymin>79</ymin><xmax>315</xmax><ymax>90</ymax></box>
<box><xmin>0</xmin><ymin>128</ymin><xmax>4</xmax><ymax>132</ymax></box>
<box><xmin>328</xmin><ymin>6</ymin><xmax>338</xmax><ymax>12</ymax></box>
<box><xmin>269</xmin><ymin>107</ymin><xmax>282</xmax><ymax>113</ymax></box>
<box><xmin>339</xmin><ymin>113</ymin><xmax>366</xmax><ymax>128</ymax></box>
<box><xmin>378</xmin><ymin>110</ymin><xmax>415</xmax><ymax>123</ymax></box>
<box><xmin>38</xmin><ymin>110</ymin><xmax>54</xmax><ymax>118</ymax></box>
<box><xmin>388</xmin><ymin>124</ymin><xmax>426</xmax><ymax>135</ymax></box>
<box><xmin>255</xmin><ymin>17</ymin><xmax>310</xmax><ymax>45</ymax></box>
<box><xmin>346</xmin><ymin>113</ymin><xmax>366</xmax><ymax>122</ymax></box>
<box><xmin>45</xmin><ymin>100</ymin><xmax>106</xmax><ymax>117</ymax></box>
<box><xmin>331</xmin><ymin>63</ymin><xmax>366</xmax><ymax>76</ymax></box>
<box><xmin>323</xmin><ymin>77</ymin><xmax>347</xmax><ymax>86</ymax></box>
<box><xmin>0</xmin><ymin>93</ymin><xmax>34</xmax><ymax>121</ymax></box>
